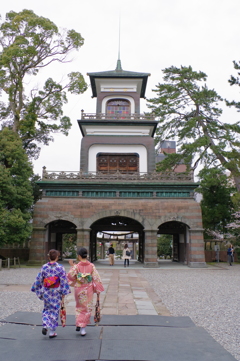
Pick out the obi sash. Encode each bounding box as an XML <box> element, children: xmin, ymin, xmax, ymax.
<box><xmin>43</xmin><ymin>276</ymin><xmax>60</xmax><ymax>288</ymax></box>
<box><xmin>77</xmin><ymin>272</ymin><xmax>92</xmax><ymax>283</ymax></box>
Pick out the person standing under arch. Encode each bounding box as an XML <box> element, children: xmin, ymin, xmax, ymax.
<box><xmin>122</xmin><ymin>243</ymin><xmax>131</xmax><ymax>267</ymax></box>
<box><xmin>108</xmin><ymin>243</ymin><xmax>115</xmax><ymax>266</ymax></box>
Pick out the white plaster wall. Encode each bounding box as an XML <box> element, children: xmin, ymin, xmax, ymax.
<box><xmin>88</xmin><ymin>144</ymin><xmax>148</xmax><ymax>173</ymax></box>
<box><xmin>83</xmin><ymin>125</ymin><xmax>152</xmax><ymax>136</ymax></box>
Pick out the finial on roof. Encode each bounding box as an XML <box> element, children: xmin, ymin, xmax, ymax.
<box><xmin>116</xmin><ymin>59</ymin><xmax>122</xmax><ymax>71</ymax></box>
<box><xmin>116</xmin><ymin>14</ymin><xmax>122</xmax><ymax>72</ymax></box>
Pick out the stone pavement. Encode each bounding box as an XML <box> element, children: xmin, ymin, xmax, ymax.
<box><xmin>65</xmin><ymin>265</ymin><xmax>171</xmax><ymax>316</ymax></box>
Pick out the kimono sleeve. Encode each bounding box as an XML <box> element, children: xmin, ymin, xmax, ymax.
<box><xmin>92</xmin><ymin>264</ymin><xmax>104</xmax><ymax>293</ymax></box>
<box><xmin>67</xmin><ymin>264</ymin><xmax>78</xmax><ymax>286</ymax></box>
<box><xmin>59</xmin><ymin>266</ymin><xmax>71</xmax><ymax>296</ymax></box>
<box><xmin>31</xmin><ymin>271</ymin><xmax>44</xmax><ymax>300</ymax></box>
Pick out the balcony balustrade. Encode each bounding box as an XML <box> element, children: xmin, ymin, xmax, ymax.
<box><xmin>80</xmin><ymin>111</ymin><xmax>155</xmax><ymax>121</ymax></box>
<box><xmin>42</xmin><ymin>167</ymin><xmax>194</xmax><ymax>182</ymax></box>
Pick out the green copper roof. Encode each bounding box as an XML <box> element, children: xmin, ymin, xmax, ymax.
<box><xmin>87</xmin><ymin>59</ymin><xmax>150</xmax><ymax>98</ymax></box>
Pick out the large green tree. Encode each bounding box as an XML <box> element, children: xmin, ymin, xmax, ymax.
<box><xmin>0</xmin><ymin>9</ymin><xmax>87</xmax><ymax>158</ymax></box>
<box><xmin>0</xmin><ymin>128</ymin><xmax>33</xmax><ymax>245</ymax></box>
<box><xmin>147</xmin><ymin>66</ymin><xmax>240</xmax><ymax>191</ymax></box>
<box><xmin>197</xmin><ymin>168</ymin><xmax>235</xmax><ymax>237</ymax></box>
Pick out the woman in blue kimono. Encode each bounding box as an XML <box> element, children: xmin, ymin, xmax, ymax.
<box><xmin>31</xmin><ymin>249</ymin><xmax>70</xmax><ymax>338</ymax></box>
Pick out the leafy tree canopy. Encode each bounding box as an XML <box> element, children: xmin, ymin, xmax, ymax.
<box><xmin>197</xmin><ymin>168</ymin><xmax>235</xmax><ymax>237</ymax></box>
<box><xmin>0</xmin><ymin>127</ymin><xmax>33</xmax><ymax>245</ymax></box>
<box><xmin>0</xmin><ymin>9</ymin><xmax>87</xmax><ymax>158</ymax></box>
<box><xmin>147</xmin><ymin>65</ymin><xmax>240</xmax><ymax>191</ymax></box>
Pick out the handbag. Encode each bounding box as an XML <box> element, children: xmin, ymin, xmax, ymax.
<box><xmin>94</xmin><ymin>293</ymin><xmax>101</xmax><ymax>324</ymax></box>
<box><xmin>60</xmin><ymin>297</ymin><xmax>66</xmax><ymax>327</ymax></box>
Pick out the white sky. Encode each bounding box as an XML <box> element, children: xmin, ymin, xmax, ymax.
<box><xmin>1</xmin><ymin>0</ymin><xmax>240</xmax><ymax>176</ymax></box>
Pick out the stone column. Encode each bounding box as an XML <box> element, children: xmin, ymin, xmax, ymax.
<box><xmin>133</xmin><ymin>242</ymin><xmax>137</xmax><ymax>259</ymax></box>
<box><xmin>76</xmin><ymin>228</ymin><xmax>91</xmax><ymax>254</ymax></box>
<box><xmin>144</xmin><ymin>229</ymin><xmax>159</xmax><ymax>268</ymax></box>
<box><xmin>28</xmin><ymin>227</ymin><xmax>47</xmax><ymax>265</ymax></box>
<box><xmin>188</xmin><ymin>228</ymin><xmax>206</xmax><ymax>268</ymax></box>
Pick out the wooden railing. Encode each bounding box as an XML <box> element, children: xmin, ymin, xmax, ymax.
<box><xmin>0</xmin><ymin>257</ymin><xmax>21</xmax><ymax>270</ymax></box>
<box><xmin>42</xmin><ymin>168</ymin><xmax>194</xmax><ymax>182</ymax></box>
<box><xmin>80</xmin><ymin>111</ymin><xmax>155</xmax><ymax>121</ymax></box>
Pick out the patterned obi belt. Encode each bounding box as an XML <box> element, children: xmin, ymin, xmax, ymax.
<box><xmin>77</xmin><ymin>273</ymin><xmax>92</xmax><ymax>283</ymax></box>
<box><xmin>43</xmin><ymin>276</ymin><xmax>60</xmax><ymax>288</ymax></box>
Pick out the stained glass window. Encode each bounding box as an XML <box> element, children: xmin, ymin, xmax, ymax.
<box><xmin>106</xmin><ymin>99</ymin><xmax>130</xmax><ymax>116</ymax></box>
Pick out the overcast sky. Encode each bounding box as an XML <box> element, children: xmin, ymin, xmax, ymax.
<box><xmin>1</xmin><ymin>0</ymin><xmax>240</xmax><ymax>176</ymax></box>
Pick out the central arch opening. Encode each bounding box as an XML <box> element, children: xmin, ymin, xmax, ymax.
<box><xmin>90</xmin><ymin>216</ymin><xmax>144</xmax><ymax>263</ymax></box>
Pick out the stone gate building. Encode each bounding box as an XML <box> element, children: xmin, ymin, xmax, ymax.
<box><xmin>29</xmin><ymin>60</ymin><xmax>206</xmax><ymax>268</ymax></box>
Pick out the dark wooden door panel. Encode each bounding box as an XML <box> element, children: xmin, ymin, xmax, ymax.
<box><xmin>97</xmin><ymin>153</ymin><xmax>139</xmax><ymax>173</ymax></box>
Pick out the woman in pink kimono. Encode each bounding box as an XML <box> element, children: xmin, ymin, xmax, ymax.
<box><xmin>67</xmin><ymin>247</ymin><xmax>104</xmax><ymax>336</ymax></box>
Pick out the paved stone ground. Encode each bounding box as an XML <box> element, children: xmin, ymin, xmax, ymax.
<box><xmin>63</xmin><ymin>268</ymin><xmax>171</xmax><ymax>316</ymax></box>
<box><xmin>0</xmin><ymin>263</ymin><xmax>171</xmax><ymax>318</ymax></box>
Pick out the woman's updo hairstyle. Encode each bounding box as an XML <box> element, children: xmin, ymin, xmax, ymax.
<box><xmin>77</xmin><ymin>247</ymin><xmax>88</xmax><ymax>259</ymax></box>
<box><xmin>48</xmin><ymin>249</ymin><xmax>59</xmax><ymax>261</ymax></box>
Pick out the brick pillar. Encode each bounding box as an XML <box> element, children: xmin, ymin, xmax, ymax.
<box><xmin>28</xmin><ymin>227</ymin><xmax>47</xmax><ymax>265</ymax></box>
<box><xmin>188</xmin><ymin>228</ymin><xmax>206</xmax><ymax>268</ymax></box>
<box><xmin>144</xmin><ymin>229</ymin><xmax>159</xmax><ymax>268</ymax></box>
<box><xmin>76</xmin><ymin>228</ymin><xmax>91</xmax><ymax>254</ymax></box>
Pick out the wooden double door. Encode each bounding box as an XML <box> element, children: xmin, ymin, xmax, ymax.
<box><xmin>97</xmin><ymin>153</ymin><xmax>139</xmax><ymax>173</ymax></box>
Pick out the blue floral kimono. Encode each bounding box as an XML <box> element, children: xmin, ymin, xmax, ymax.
<box><xmin>31</xmin><ymin>262</ymin><xmax>70</xmax><ymax>330</ymax></box>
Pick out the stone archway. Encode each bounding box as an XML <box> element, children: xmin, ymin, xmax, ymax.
<box><xmin>46</xmin><ymin>220</ymin><xmax>77</xmax><ymax>260</ymax></box>
<box><xmin>158</xmin><ymin>221</ymin><xmax>190</xmax><ymax>264</ymax></box>
<box><xmin>90</xmin><ymin>216</ymin><xmax>144</xmax><ymax>263</ymax></box>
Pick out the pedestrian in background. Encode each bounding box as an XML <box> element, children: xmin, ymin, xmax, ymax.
<box><xmin>108</xmin><ymin>243</ymin><xmax>115</xmax><ymax>266</ymax></box>
<box><xmin>122</xmin><ymin>243</ymin><xmax>131</xmax><ymax>267</ymax></box>
<box><xmin>227</xmin><ymin>244</ymin><xmax>234</xmax><ymax>266</ymax></box>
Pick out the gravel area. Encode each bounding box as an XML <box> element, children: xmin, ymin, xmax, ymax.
<box><xmin>141</xmin><ymin>265</ymin><xmax>240</xmax><ymax>361</ymax></box>
<box><xmin>0</xmin><ymin>268</ymin><xmax>43</xmax><ymax>326</ymax></box>
<box><xmin>0</xmin><ymin>265</ymin><xmax>239</xmax><ymax>360</ymax></box>
<box><xmin>0</xmin><ymin>267</ymin><xmax>43</xmax><ymax>285</ymax></box>
<box><xmin>0</xmin><ymin>292</ymin><xmax>42</xmax><ymax>324</ymax></box>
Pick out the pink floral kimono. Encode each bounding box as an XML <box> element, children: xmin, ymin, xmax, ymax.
<box><xmin>67</xmin><ymin>260</ymin><xmax>104</xmax><ymax>327</ymax></box>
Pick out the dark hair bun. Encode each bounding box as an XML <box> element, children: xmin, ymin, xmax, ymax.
<box><xmin>77</xmin><ymin>247</ymin><xmax>88</xmax><ymax>259</ymax></box>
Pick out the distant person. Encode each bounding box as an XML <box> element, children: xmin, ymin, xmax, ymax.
<box><xmin>31</xmin><ymin>249</ymin><xmax>70</xmax><ymax>338</ymax></box>
<box><xmin>67</xmin><ymin>247</ymin><xmax>104</xmax><ymax>336</ymax></box>
<box><xmin>227</xmin><ymin>244</ymin><xmax>234</xmax><ymax>266</ymax></box>
<box><xmin>122</xmin><ymin>243</ymin><xmax>131</xmax><ymax>267</ymax></box>
<box><xmin>108</xmin><ymin>243</ymin><xmax>115</xmax><ymax>266</ymax></box>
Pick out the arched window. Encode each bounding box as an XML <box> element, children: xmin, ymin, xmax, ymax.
<box><xmin>106</xmin><ymin>99</ymin><xmax>130</xmax><ymax>116</ymax></box>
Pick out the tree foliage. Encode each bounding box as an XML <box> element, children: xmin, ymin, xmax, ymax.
<box><xmin>0</xmin><ymin>128</ymin><xmax>33</xmax><ymax>245</ymax></box>
<box><xmin>147</xmin><ymin>66</ymin><xmax>240</xmax><ymax>191</ymax></box>
<box><xmin>197</xmin><ymin>168</ymin><xmax>235</xmax><ymax>237</ymax></box>
<box><xmin>0</xmin><ymin>9</ymin><xmax>87</xmax><ymax>158</ymax></box>
<box><xmin>157</xmin><ymin>234</ymin><xmax>172</xmax><ymax>258</ymax></box>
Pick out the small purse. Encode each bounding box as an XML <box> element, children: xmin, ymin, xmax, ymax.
<box><xmin>94</xmin><ymin>293</ymin><xmax>101</xmax><ymax>324</ymax></box>
<box><xmin>60</xmin><ymin>297</ymin><xmax>66</xmax><ymax>327</ymax></box>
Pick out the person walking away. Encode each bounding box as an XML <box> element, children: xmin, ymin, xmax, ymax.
<box><xmin>67</xmin><ymin>247</ymin><xmax>104</xmax><ymax>336</ymax></box>
<box><xmin>227</xmin><ymin>244</ymin><xmax>234</xmax><ymax>266</ymax></box>
<box><xmin>31</xmin><ymin>249</ymin><xmax>70</xmax><ymax>338</ymax></box>
<box><xmin>108</xmin><ymin>243</ymin><xmax>115</xmax><ymax>266</ymax></box>
<box><xmin>122</xmin><ymin>243</ymin><xmax>131</xmax><ymax>267</ymax></box>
